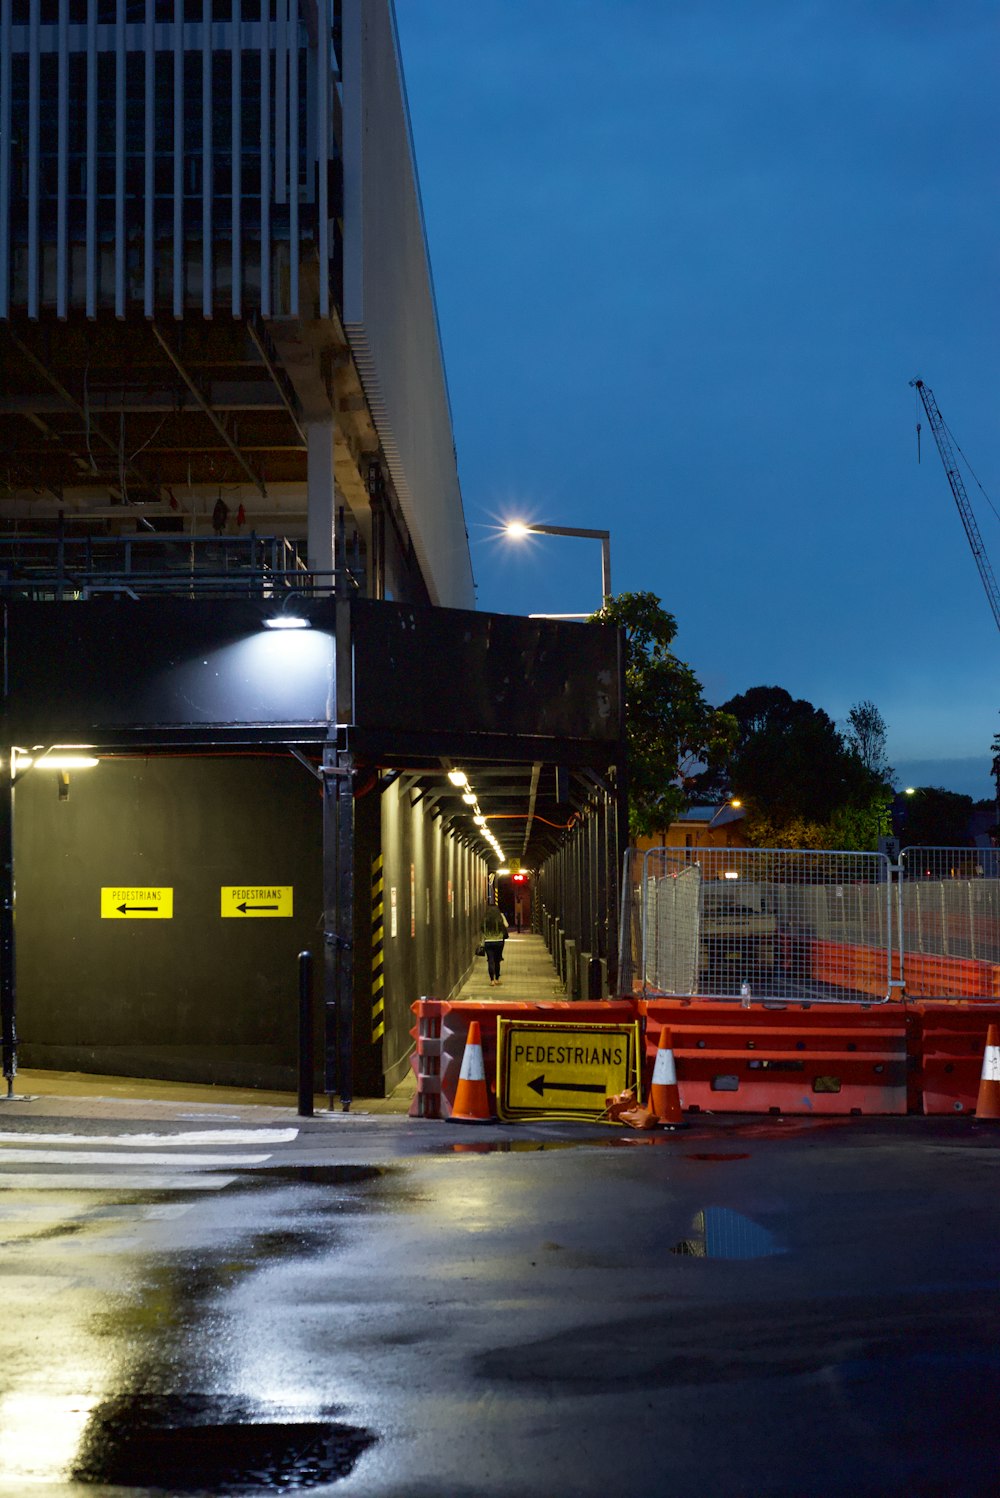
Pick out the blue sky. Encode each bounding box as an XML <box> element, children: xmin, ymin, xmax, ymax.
<box><xmin>393</xmin><ymin>0</ymin><xmax>999</xmax><ymax>799</ymax></box>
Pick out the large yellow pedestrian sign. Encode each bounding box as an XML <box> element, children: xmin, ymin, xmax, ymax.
<box><xmin>101</xmin><ymin>887</ymin><xmax>173</xmax><ymax>919</ymax></box>
<box><xmin>221</xmin><ymin>886</ymin><xmax>293</xmax><ymax>918</ymax></box>
<box><xmin>496</xmin><ymin>1018</ymin><xmax>641</xmax><ymax>1121</ymax></box>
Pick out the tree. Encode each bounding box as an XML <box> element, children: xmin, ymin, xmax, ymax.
<box><xmin>591</xmin><ymin>592</ymin><xmax>737</xmax><ymax>838</ymax></box>
<box><xmin>845</xmin><ymin>700</ymin><xmax>894</xmax><ymax>783</ymax></box>
<box><xmin>692</xmin><ymin>685</ymin><xmax>892</xmax><ymax>849</ymax></box>
<box><xmin>897</xmin><ymin>787</ymin><xmax>975</xmax><ymax>848</ymax></box>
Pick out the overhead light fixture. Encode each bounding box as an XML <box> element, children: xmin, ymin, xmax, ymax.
<box><xmin>461</xmin><ymin>791</ymin><xmax>476</xmax><ymax>804</ymax></box>
<box><xmin>264</xmin><ymin>594</ymin><xmax>310</xmax><ymax>629</ymax></box>
<box><xmin>473</xmin><ymin>814</ymin><xmax>486</xmax><ymax>827</ymax></box>
<box><xmin>447</xmin><ymin>769</ymin><xmax>468</xmax><ymax>787</ymax></box>
<box><xmin>14</xmin><ymin>751</ymin><xmax>99</xmax><ymax>772</ymax></box>
<box><xmin>265</xmin><ymin>615</ymin><xmax>308</xmax><ymax>630</ymax></box>
<box><xmin>34</xmin><ymin>754</ymin><xmax>99</xmax><ymax>770</ymax></box>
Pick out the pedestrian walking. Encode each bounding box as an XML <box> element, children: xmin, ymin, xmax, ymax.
<box><xmin>480</xmin><ymin>903</ymin><xmax>509</xmax><ymax>986</ymax></box>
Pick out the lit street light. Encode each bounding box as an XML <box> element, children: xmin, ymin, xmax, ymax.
<box><xmin>504</xmin><ymin>521</ymin><xmax>612</xmax><ymax>609</ymax></box>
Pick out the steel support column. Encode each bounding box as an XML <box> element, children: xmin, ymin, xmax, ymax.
<box><xmin>322</xmin><ymin>742</ymin><xmax>355</xmax><ymax>1109</ymax></box>
<box><xmin>307</xmin><ymin>418</ymin><xmax>336</xmax><ymax>577</ymax></box>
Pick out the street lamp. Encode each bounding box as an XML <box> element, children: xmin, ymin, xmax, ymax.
<box><xmin>504</xmin><ymin>521</ymin><xmax>612</xmax><ymax>608</ymax></box>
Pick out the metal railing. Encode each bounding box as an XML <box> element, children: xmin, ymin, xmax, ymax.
<box><xmin>621</xmin><ymin>844</ymin><xmax>1000</xmax><ymax>1003</ymax></box>
<box><xmin>0</xmin><ymin>533</ymin><xmax>365</xmax><ymax>601</ymax></box>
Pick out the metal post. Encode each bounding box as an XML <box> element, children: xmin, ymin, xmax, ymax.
<box><xmin>336</xmin><ymin>752</ymin><xmax>355</xmax><ymax>1110</ymax></box>
<box><xmin>322</xmin><ymin>743</ymin><xmax>355</xmax><ymax>1111</ymax></box>
<box><xmin>297</xmin><ymin>949</ymin><xmax>314</xmax><ymax>1116</ymax></box>
<box><xmin>0</xmin><ymin>754</ymin><xmax>16</xmax><ymax>1098</ymax></box>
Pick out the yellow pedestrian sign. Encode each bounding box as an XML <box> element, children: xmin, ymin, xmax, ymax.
<box><xmin>221</xmin><ymin>886</ymin><xmax>294</xmax><ymax>918</ymax></box>
<box><xmin>101</xmin><ymin>887</ymin><xmax>173</xmax><ymax>919</ymax></box>
<box><xmin>496</xmin><ymin>1018</ymin><xmax>641</xmax><ymax>1121</ymax></box>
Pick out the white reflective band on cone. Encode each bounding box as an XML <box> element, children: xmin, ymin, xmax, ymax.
<box><xmin>983</xmin><ymin>1047</ymin><xmax>1000</xmax><ymax>1083</ymax></box>
<box><xmin>460</xmin><ymin>1046</ymin><xmax>486</xmax><ymax>1083</ymax></box>
<box><xmin>652</xmin><ymin>1048</ymin><xmax>677</xmax><ymax>1086</ymax></box>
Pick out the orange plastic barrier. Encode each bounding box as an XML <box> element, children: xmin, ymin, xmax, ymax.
<box><xmin>907</xmin><ymin>1003</ymin><xmax>1000</xmax><ymax>1115</ymax></box>
<box><xmin>808</xmin><ymin>940</ymin><xmax>893</xmax><ymax>1000</ymax></box>
<box><xmin>410</xmin><ymin>993</ymin><xmax>999</xmax><ymax>1120</ymax></box>
<box><xmin>639</xmin><ymin>999</ymin><xmax>908</xmax><ymax>1115</ymax></box>
<box><xmin>409</xmin><ymin>998</ymin><xmax>636</xmax><ymax>1119</ymax></box>
<box><xmin>900</xmin><ymin>953</ymin><xmax>1000</xmax><ymax>1001</ymax></box>
<box><xmin>809</xmin><ymin>939</ymin><xmax>1000</xmax><ymax>1002</ymax></box>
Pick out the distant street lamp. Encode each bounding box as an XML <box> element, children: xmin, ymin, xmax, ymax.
<box><xmin>504</xmin><ymin>521</ymin><xmax>612</xmax><ymax>609</ymax></box>
<box><xmin>697</xmin><ymin>798</ymin><xmax>742</xmax><ymax>846</ymax></box>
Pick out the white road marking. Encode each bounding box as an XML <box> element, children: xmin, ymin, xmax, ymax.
<box><xmin>0</xmin><ymin>1128</ymin><xmax>298</xmax><ymax>1146</ymax></box>
<box><xmin>0</xmin><ymin>1201</ymin><xmax>195</xmax><ymax>1220</ymax></box>
<box><xmin>0</xmin><ymin>1149</ymin><xmax>272</xmax><ymax>1165</ymax></box>
<box><xmin>0</xmin><ymin>1173</ymin><xmax>239</xmax><ymax>1190</ymax></box>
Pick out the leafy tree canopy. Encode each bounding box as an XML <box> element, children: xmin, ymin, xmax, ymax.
<box><xmin>897</xmin><ymin>786</ymin><xmax>976</xmax><ymax>848</ymax></box>
<box><xmin>591</xmin><ymin>592</ymin><xmax>737</xmax><ymax>838</ymax></box>
<box><xmin>692</xmin><ymin>686</ymin><xmax>893</xmax><ymax>849</ymax></box>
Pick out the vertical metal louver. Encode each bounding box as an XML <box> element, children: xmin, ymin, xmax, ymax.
<box><xmin>0</xmin><ymin>0</ymin><xmax>339</xmax><ymax>320</ymax></box>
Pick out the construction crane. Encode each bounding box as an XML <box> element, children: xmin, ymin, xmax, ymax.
<box><xmin>910</xmin><ymin>377</ymin><xmax>1000</xmax><ymax>635</ymax></box>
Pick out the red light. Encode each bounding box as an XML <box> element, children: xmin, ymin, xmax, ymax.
<box><xmin>513</xmin><ymin>873</ymin><xmax>526</xmax><ymax>883</ymax></box>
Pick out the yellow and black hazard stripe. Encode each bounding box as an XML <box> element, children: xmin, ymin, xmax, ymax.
<box><xmin>371</xmin><ymin>853</ymin><xmax>385</xmax><ymax>1042</ymax></box>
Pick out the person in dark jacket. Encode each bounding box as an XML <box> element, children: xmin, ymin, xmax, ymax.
<box><xmin>481</xmin><ymin>904</ymin><xmax>509</xmax><ymax>986</ymax></box>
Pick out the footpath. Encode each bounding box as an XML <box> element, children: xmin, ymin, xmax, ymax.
<box><xmin>1</xmin><ymin>932</ymin><xmax>565</xmax><ymax>1125</ymax></box>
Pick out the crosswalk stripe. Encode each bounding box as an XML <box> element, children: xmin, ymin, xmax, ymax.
<box><xmin>0</xmin><ymin>1173</ymin><xmax>239</xmax><ymax>1190</ymax></box>
<box><xmin>0</xmin><ymin>1150</ymin><xmax>272</xmax><ymax>1166</ymax></box>
<box><xmin>0</xmin><ymin>1128</ymin><xmax>298</xmax><ymax>1147</ymax></box>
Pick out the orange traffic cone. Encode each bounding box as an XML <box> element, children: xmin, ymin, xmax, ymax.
<box><xmin>650</xmin><ymin>1025</ymin><xmax>687</xmax><ymax>1128</ymax></box>
<box><xmin>975</xmin><ymin>1023</ymin><xmax>1000</xmax><ymax>1119</ymax></box>
<box><xmin>450</xmin><ymin>1020</ymin><xmax>494</xmax><ymax>1123</ymax></box>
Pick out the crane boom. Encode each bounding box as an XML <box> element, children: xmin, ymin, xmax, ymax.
<box><xmin>910</xmin><ymin>377</ymin><xmax>1000</xmax><ymax>635</ymax></box>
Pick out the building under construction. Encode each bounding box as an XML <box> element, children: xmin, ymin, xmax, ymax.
<box><xmin>0</xmin><ymin>0</ymin><xmax>627</xmax><ymax>1100</ymax></box>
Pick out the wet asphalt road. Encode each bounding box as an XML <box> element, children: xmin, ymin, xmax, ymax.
<box><xmin>1</xmin><ymin>1109</ymin><xmax>999</xmax><ymax>1496</ymax></box>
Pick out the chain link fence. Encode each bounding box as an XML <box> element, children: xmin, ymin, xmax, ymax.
<box><xmin>621</xmin><ymin>844</ymin><xmax>1000</xmax><ymax>1003</ymax></box>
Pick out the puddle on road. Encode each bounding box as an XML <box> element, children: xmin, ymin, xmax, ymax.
<box><xmin>73</xmin><ymin>1395</ymin><xmax>377</xmax><ymax>1491</ymax></box>
<box><xmin>671</xmin><ymin>1206</ymin><xmax>783</xmax><ymax>1259</ymax></box>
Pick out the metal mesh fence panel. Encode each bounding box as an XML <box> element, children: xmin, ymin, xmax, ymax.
<box><xmin>899</xmin><ymin>848</ymin><xmax>1000</xmax><ymax>987</ymax></box>
<box><xmin>628</xmin><ymin>847</ymin><xmax>892</xmax><ymax>1003</ymax></box>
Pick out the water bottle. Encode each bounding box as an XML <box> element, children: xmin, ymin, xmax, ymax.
<box><xmin>740</xmin><ymin>980</ymin><xmax>752</xmax><ymax>1009</ymax></box>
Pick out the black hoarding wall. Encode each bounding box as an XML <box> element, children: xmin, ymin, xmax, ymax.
<box><xmin>15</xmin><ymin>756</ymin><xmax>324</xmax><ymax>1089</ymax></box>
<box><xmin>378</xmin><ymin>777</ymin><xmax>486</xmax><ymax>1092</ymax></box>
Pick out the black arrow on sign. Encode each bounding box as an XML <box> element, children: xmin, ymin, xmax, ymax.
<box><xmin>237</xmin><ymin>902</ymin><xmax>279</xmax><ymax>913</ymax></box>
<box><xmin>117</xmin><ymin>904</ymin><xmax>158</xmax><ymax>913</ymax></box>
<box><xmin>527</xmin><ymin>1074</ymin><xmax>607</xmax><ymax>1098</ymax></box>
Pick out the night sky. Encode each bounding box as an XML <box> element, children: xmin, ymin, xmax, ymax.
<box><xmin>393</xmin><ymin>0</ymin><xmax>998</xmax><ymax>799</ymax></box>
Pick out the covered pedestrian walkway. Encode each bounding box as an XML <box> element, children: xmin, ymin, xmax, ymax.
<box><xmin>453</xmin><ymin>931</ymin><xmax>567</xmax><ymax>1004</ymax></box>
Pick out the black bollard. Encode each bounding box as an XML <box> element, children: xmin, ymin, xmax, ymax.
<box><xmin>297</xmin><ymin>950</ymin><xmax>314</xmax><ymax>1118</ymax></box>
